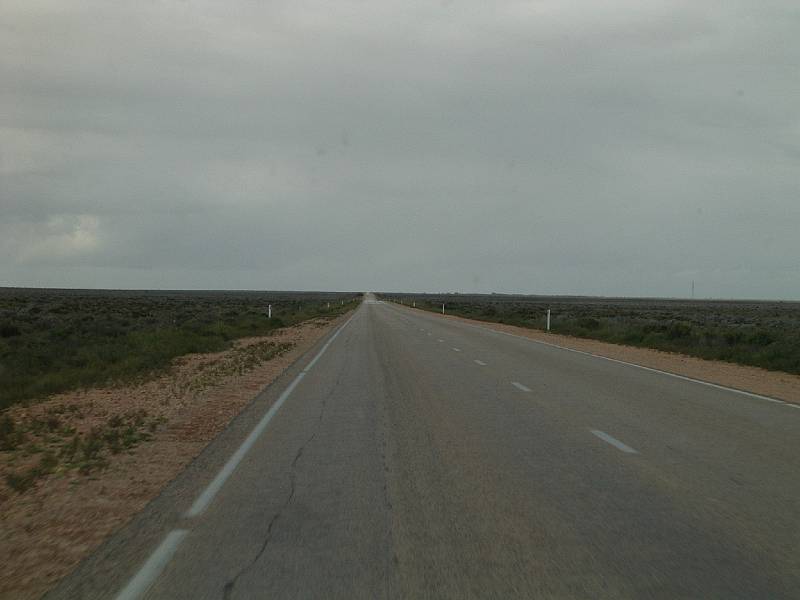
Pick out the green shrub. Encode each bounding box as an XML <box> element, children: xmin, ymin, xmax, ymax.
<box><xmin>0</xmin><ymin>323</ymin><xmax>21</xmax><ymax>337</ymax></box>
<box><xmin>81</xmin><ymin>430</ymin><xmax>103</xmax><ymax>461</ymax></box>
<box><xmin>576</xmin><ymin>317</ymin><xmax>601</xmax><ymax>330</ymax></box>
<box><xmin>5</xmin><ymin>451</ymin><xmax>59</xmax><ymax>493</ymax></box>
<box><xmin>6</xmin><ymin>468</ymin><xmax>38</xmax><ymax>493</ymax></box>
<box><xmin>60</xmin><ymin>434</ymin><xmax>81</xmax><ymax>462</ymax></box>
<box><xmin>38</xmin><ymin>451</ymin><xmax>58</xmax><ymax>474</ymax></box>
<box><xmin>0</xmin><ymin>415</ymin><xmax>25</xmax><ymax>451</ymax></box>
<box><xmin>665</xmin><ymin>322</ymin><xmax>693</xmax><ymax>340</ymax></box>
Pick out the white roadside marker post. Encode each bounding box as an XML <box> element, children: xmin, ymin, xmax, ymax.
<box><xmin>442</xmin><ymin>303</ymin><xmax>445</xmax><ymax>315</ymax></box>
<box><xmin>268</xmin><ymin>304</ymin><xmax>272</xmax><ymax>319</ymax></box>
<box><xmin>546</xmin><ymin>309</ymin><xmax>551</xmax><ymax>332</ymax></box>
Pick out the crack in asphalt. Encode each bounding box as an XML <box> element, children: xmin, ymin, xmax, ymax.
<box><xmin>381</xmin><ymin>403</ymin><xmax>398</xmax><ymax>599</ymax></box>
<box><xmin>373</xmin><ymin>325</ymin><xmax>402</xmax><ymax>598</ymax></box>
<box><xmin>221</xmin><ymin>368</ymin><xmax>344</xmax><ymax>600</ymax></box>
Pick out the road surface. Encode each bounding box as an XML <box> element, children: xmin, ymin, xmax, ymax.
<box><xmin>50</xmin><ymin>295</ymin><xmax>800</xmax><ymax>599</ymax></box>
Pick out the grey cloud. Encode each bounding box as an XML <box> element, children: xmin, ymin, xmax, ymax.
<box><xmin>1</xmin><ymin>0</ymin><xmax>798</xmax><ymax>298</ymax></box>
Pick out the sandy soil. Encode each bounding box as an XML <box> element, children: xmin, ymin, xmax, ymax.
<box><xmin>435</xmin><ymin>311</ymin><xmax>800</xmax><ymax>405</ymax></box>
<box><xmin>0</xmin><ymin>314</ymin><xmax>347</xmax><ymax>600</ymax></box>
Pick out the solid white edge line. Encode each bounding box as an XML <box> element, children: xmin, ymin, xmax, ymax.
<box><xmin>511</xmin><ymin>381</ymin><xmax>532</xmax><ymax>392</ymax></box>
<box><xmin>591</xmin><ymin>429</ymin><xmax>638</xmax><ymax>454</ymax></box>
<box><xmin>503</xmin><ymin>331</ymin><xmax>794</xmax><ymax>406</ymax></box>
<box><xmin>184</xmin><ymin>313</ymin><xmax>355</xmax><ymax>519</ymax></box>
<box><xmin>184</xmin><ymin>372</ymin><xmax>306</xmax><ymax>518</ymax></box>
<box><xmin>303</xmin><ymin>313</ymin><xmax>354</xmax><ymax>372</ymax></box>
<box><xmin>115</xmin><ymin>529</ymin><xmax>189</xmax><ymax>600</ymax></box>
<box><xmin>390</xmin><ymin>304</ymin><xmax>795</xmax><ymax>409</ymax></box>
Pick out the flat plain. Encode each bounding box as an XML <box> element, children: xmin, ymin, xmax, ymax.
<box><xmin>0</xmin><ymin>288</ymin><xmax>360</xmax><ymax>410</ymax></box>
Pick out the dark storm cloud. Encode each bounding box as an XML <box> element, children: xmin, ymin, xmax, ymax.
<box><xmin>1</xmin><ymin>1</ymin><xmax>798</xmax><ymax>298</ymax></box>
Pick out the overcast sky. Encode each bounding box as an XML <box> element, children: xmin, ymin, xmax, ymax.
<box><xmin>1</xmin><ymin>1</ymin><xmax>798</xmax><ymax>299</ymax></box>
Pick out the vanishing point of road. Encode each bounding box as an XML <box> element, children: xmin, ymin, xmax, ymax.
<box><xmin>50</xmin><ymin>294</ymin><xmax>800</xmax><ymax>599</ymax></box>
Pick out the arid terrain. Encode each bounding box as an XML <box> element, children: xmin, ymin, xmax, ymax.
<box><xmin>3</xmin><ymin>292</ymin><xmax>800</xmax><ymax>599</ymax></box>
<box><xmin>0</xmin><ymin>288</ymin><xmax>360</xmax><ymax>410</ymax></box>
<box><xmin>0</xmin><ymin>301</ymin><xmax>353</xmax><ymax>599</ymax></box>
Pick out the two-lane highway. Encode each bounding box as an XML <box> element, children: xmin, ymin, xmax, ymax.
<box><xmin>52</xmin><ymin>295</ymin><xmax>800</xmax><ymax>599</ymax></box>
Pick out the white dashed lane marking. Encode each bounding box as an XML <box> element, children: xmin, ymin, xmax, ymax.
<box><xmin>590</xmin><ymin>429</ymin><xmax>638</xmax><ymax>454</ymax></box>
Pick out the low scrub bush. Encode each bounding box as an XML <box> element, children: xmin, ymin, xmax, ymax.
<box><xmin>0</xmin><ymin>323</ymin><xmax>21</xmax><ymax>338</ymax></box>
<box><xmin>0</xmin><ymin>289</ymin><xmax>360</xmax><ymax>409</ymax></box>
<box><xmin>0</xmin><ymin>415</ymin><xmax>26</xmax><ymax>451</ymax></box>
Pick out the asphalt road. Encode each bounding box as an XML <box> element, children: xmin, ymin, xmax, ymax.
<box><xmin>50</xmin><ymin>295</ymin><xmax>800</xmax><ymax>599</ymax></box>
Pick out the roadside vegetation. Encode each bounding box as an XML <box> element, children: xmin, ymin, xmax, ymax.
<box><xmin>0</xmin><ymin>288</ymin><xmax>359</xmax><ymax>494</ymax></box>
<box><xmin>0</xmin><ymin>288</ymin><xmax>360</xmax><ymax>410</ymax></box>
<box><xmin>1</xmin><ymin>405</ymin><xmax>164</xmax><ymax>493</ymax></box>
<box><xmin>381</xmin><ymin>293</ymin><xmax>800</xmax><ymax>375</ymax></box>
<box><xmin>0</xmin><ymin>338</ymin><xmax>297</xmax><ymax>492</ymax></box>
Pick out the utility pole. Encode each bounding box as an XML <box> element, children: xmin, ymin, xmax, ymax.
<box><xmin>691</xmin><ymin>280</ymin><xmax>695</xmax><ymax>299</ymax></box>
